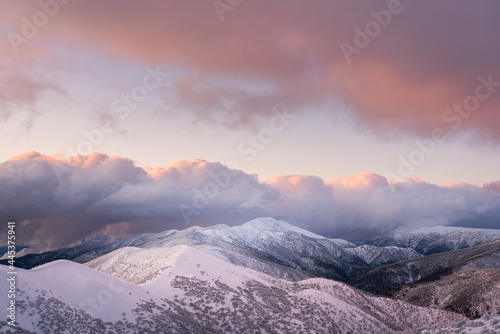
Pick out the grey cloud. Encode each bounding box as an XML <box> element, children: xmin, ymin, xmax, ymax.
<box><xmin>1</xmin><ymin>153</ymin><xmax>500</xmax><ymax>250</ymax></box>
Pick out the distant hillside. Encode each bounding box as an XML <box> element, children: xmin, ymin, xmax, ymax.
<box><xmin>387</xmin><ymin>269</ymin><xmax>500</xmax><ymax>319</ymax></box>
<box><xmin>353</xmin><ymin>241</ymin><xmax>500</xmax><ymax>294</ymax></box>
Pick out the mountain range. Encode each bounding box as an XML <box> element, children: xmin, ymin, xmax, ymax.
<box><xmin>0</xmin><ymin>245</ymin><xmax>466</xmax><ymax>333</ymax></box>
<box><xmin>2</xmin><ymin>218</ymin><xmax>425</xmax><ymax>282</ymax></box>
<box><xmin>2</xmin><ymin>217</ymin><xmax>500</xmax><ymax>333</ymax></box>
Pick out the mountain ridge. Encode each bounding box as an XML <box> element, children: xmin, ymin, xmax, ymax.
<box><xmin>4</xmin><ymin>218</ymin><xmax>500</xmax><ymax>290</ymax></box>
<box><xmin>353</xmin><ymin>240</ymin><xmax>500</xmax><ymax>294</ymax></box>
<box><xmin>0</xmin><ymin>245</ymin><xmax>467</xmax><ymax>333</ymax></box>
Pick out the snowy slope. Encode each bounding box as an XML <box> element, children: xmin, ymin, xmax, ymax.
<box><xmin>1</xmin><ymin>245</ymin><xmax>466</xmax><ymax>334</ymax></box>
<box><xmin>353</xmin><ymin>240</ymin><xmax>500</xmax><ymax>294</ymax></box>
<box><xmin>371</xmin><ymin>225</ymin><xmax>500</xmax><ymax>255</ymax></box>
<box><xmin>129</xmin><ymin>217</ymin><xmax>421</xmax><ymax>281</ymax></box>
<box><xmin>196</xmin><ymin>217</ymin><xmax>327</xmax><ymax>241</ymax></box>
<box><xmin>140</xmin><ymin>217</ymin><xmax>422</xmax><ymax>281</ymax></box>
<box><xmin>0</xmin><ymin>260</ymin><xmax>147</xmax><ymax>333</ymax></box>
<box><xmin>406</xmin><ymin>314</ymin><xmax>500</xmax><ymax>334</ymax></box>
<box><xmin>388</xmin><ymin>269</ymin><xmax>500</xmax><ymax>318</ymax></box>
<box><xmin>87</xmin><ymin>245</ymin><xmax>465</xmax><ymax>333</ymax></box>
<box><xmin>347</xmin><ymin>245</ymin><xmax>421</xmax><ymax>267</ymax></box>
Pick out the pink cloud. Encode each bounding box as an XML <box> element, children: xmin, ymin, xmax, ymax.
<box><xmin>1</xmin><ymin>1</ymin><xmax>499</xmax><ymax>138</ymax></box>
<box><xmin>0</xmin><ymin>67</ymin><xmax>64</xmax><ymax>121</ymax></box>
<box><xmin>484</xmin><ymin>181</ymin><xmax>500</xmax><ymax>193</ymax></box>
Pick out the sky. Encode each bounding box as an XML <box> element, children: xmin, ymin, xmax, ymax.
<box><xmin>0</xmin><ymin>0</ymin><xmax>500</xmax><ymax>250</ymax></box>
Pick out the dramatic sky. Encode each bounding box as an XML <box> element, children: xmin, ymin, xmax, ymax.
<box><xmin>1</xmin><ymin>1</ymin><xmax>500</xmax><ymax>250</ymax></box>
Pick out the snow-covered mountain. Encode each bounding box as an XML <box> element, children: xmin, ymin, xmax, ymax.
<box><xmin>4</xmin><ymin>218</ymin><xmax>500</xmax><ymax>333</ymax></box>
<box><xmin>0</xmin><ymin>245</ymin><xmax>466</xmax><ymax>334</ymax></box>
<box><xmin>138</xmin><ymin>217</ymin><xmax>424</xmax><ymax>282</ymax></box>
<box><xmin>370</xmin><ymin>225</ymin><xmax>500</xmax><ymax>255</ymax></box>
<box><xmin>8</xmin><ymin>222</ymin><xmax>500</xmax><ymax>272</ymax></box>
<box><xmin>2</xmin><ymin>218</ymin><xmax>422</xmax><ymax>284</ymax></box>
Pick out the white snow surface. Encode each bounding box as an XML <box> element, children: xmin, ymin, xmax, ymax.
<box><xmin>0</xmin><ymin>260</ymin><xmax>146</xmax><ymax>326</ymax></box>
<box><xmin>1</xmin><ymin>244</ymin><xmax>465</xmax><ymax>333</ymax></box>
<box><xmin>187</xmin><ymin>217</ymin><xmax>328</xmax><ymax>242</ymax></box>
<box><xmin>408</xmin><ymin>314</ymin><xmax>500</xmax><ymax>333</ymax></box>
<box><xmin>3</xmin><ymin>218</ymin><xmax>500</xmax><ymax>333</ymax></box>
<box><xmin>138</xmin><ymin>217</ymin><xmax>417</xmax><ymax>271</ymax></box>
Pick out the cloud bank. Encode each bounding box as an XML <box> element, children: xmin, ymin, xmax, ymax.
<box><xmin>1</xmin><ymin>152</ymin><xmax>499</xmax><ymax>251</ymax></box>
<box><xmin>1</xmin><ymin>1</ymin><xmax>500</xmax><ymax>138</ymax></box>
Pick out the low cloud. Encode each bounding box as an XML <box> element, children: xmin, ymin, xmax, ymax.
<box><xmin>1</xmin><ymin>152</ymin><xmax>500</xmax><ymax>250</ymax></box>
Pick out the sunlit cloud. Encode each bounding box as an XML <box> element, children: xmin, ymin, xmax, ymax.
<box><xmin>1</xmin><ymin>1</ymin><xmax>499</xmax><ymax>138</ymax></box>
<box><xmin>1</xmin><ymin>152</ymin><xmax>499</xmax><ymax>251</ymax></box>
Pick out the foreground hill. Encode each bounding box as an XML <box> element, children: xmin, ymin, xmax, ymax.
<box><xmin>0</xmin><ymin>245</ymin><xmax>465</xmax><ymax>334</ymax></box>
<box><xmin>407</xmin><ymin>314</ymin><xmax>500</xmax><ymax>334</ymax></box>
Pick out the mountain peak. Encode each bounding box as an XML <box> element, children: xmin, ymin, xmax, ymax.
<box><xmin>240</xmin><ymin>217</ymin><xmax>325</xmax><ymax>239</ymax></box>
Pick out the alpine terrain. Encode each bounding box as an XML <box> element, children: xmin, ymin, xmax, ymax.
<box><xmin>1</xmin><ymin>217</ymin><xmax>500</xmax><ymax>333</ymax></box>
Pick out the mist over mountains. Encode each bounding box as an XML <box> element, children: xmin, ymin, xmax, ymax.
<box><xmin>2</xmin><ymin>152</ymin><xmax>500</xmax><ymax>253</ymax></box>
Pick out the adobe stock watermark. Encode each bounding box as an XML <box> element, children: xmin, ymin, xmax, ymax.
<box><xmin>78</xmin><ymin>277</ymin><xmax>126</xmax><ymax>317</ymax></box>
<box><xmin>340</xmin><ymin>0</ymin><xmax>409</xmax><ymax>63</ymax></box>
<box><xmin>178</xmin><ymin>107</ymin><xmax>295</xmax><ymax>223</ymax></box>
<box><xmin>65</xmin><ymin>65</ymin><xmax>169</xmax><ymax>157</ymax></box>
<box><xmin>213</xmin><ymin>0</ymin><xmax>243</xmax><ymax>21</ymax></box>
<box><xmin>7</xmin><ymin>0</ymin><xmax>70</xmax><ymax>54</ymax></box>
<box><xmin>385</xmin><ymin>73</ymin><xmax>500</xmax><ymax>182</ymax></box>
<box><xmin>6</xmin><ymin>222</ymin><xmax>17</xmax><ymax>327</ymax></box>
